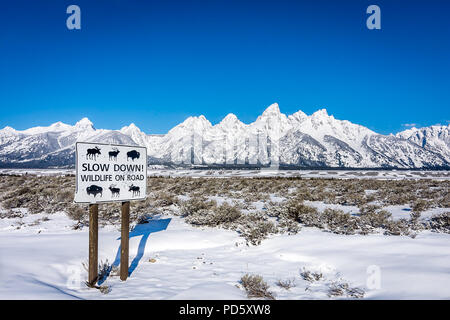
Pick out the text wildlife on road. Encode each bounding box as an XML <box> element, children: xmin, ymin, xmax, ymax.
<box><xmin>127</xmin><ymin>150</ymin><xmax>140</xmax><ymax>161</ymax></box>
<box><xmin>86</xmin><ymin>146</ymin><xmax>101</xmax><ymax>160</ymax></box>
<box><xmin>129</xmin><ymin>184</ymin><xmax>140</xmax><ymax>196</ymax></box>
<box><xmin>109</xmin><ymin>185</ymin><xmax>120</xmax><ymax>197</ymax></box>
<box><xmin>86</xmin><ymin>185</ymin><xmax>103</xmax><ymax>198</ymax></box>
<box><xmin>108</xmin><ymin>148</ymin><xmax>120</xmax><ymax>161</ymax></box>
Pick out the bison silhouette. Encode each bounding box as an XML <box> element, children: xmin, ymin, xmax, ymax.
<box><xmin>129</xmin><ymin>184</ymin><xmax>140</xmax><ymax>197</ymax></box>
<box><xmin>86</xmin><ymin>185</ymin><xmax>103</xmax><ymax>198</ymax></box>
<box><xmin>127</xmin><ymin>150</ymin><xmax>140</xmax><ymax>161</ymax></box>
<box><xmin>108</xmin><ymin>148</ymin><xmax>120</xmax><ymax>161</ymax></box>
<box><xmin>86</xmin><ymin>146</ymin><xmax>101</xmax><ymax>160</ymax></box>
<box><xmin>109</xmin><ymin>185</ymin><xmax>120</xmax><ymax>197</ymax></box>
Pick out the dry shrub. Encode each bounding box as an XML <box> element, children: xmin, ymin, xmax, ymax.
<box><xmin>97</xmin><ymin>259</ymin><xmax>112</xmax><ymax>284</ymax></box>
<box><xmin>300</xmin><ymin>268</ymin><xmax>323</xmax><ymax>282</ymax></box>
<box><xmin>427</xmin><ymin>212</ymin><xmax>450</xmax><ymax>233</ymax></box>
<box><xmin>285</xmin><ymin>199</ymin><xmax>320</xmax><ymax>227</ymax></box>
<box><xmin>182</xmin><ymin>198</ymin><xmax>244</xmax><ymax>230</ymax></box>
<box><xmin>180</xmin><ymin>198</ymin><xmax>217</xmax><ymax>217</ymax></box>
<box><xmin>212</xmin><ymin>202</ymin><xmax>242</xmax><ymax>224</ymax></box>
<box><xmin>66</xmin><ymin>204</ymin><xmax>86</xmax><ymax>223</ymax></box>
<box><xmin>236</xmin><ymin>211</ymin><xmax>277</xmax><ymax>245</ymax></box>
<box><xmin>359</xmin><ymin>206</ymin><xmax>392</xmax><ymax>229</ymax></box>
<box><xmin>277</xmin><ymin>218</ymin><xmax>301</xmax><ymax>235</ymax></box>
<box><xmin>240</xmin><ymin>274</ymin><xmax>275</xmax><ymax>300</ymax></box>
<box><xmin>268</xmin><ymin>198</ymin><xmax>320</xmax><ymax>231</ymax></box>
<box><xmin>1</xmin><ymin>197</ymin><xmax>22</xmax><ymax>210</ymax></box>
<box><xmin>152</xmin><ymin>191</ymin><xmax>178</xmax><ymax>207</ymax></box>
<box><xmin>276</xmin><ymin>278</ymin><xmax>296</xmax><ymax>290</ymax></box>
<box><xmin>0</xmin><ymin>209</ymin><xmax>24</xmax><ymax>219</ymax></box>
<box><xmin>411</xmin><ymin>199</ymin><xmax>431</xmax><ymax>213</ymax></box>
<box><xmin>328</xmin><ymin>282</ymin><xmax>365</xmax><ymax>298</ymax></box>
<box><xmin>239</xmin><ymin>219</ymin><xmax>276</xmax><ymax>245</ymax></box>
<box><xmin>322</xmin><ymin>208</ymin><xmax>358</xmax><ymax>234</ymax></box>
<box><xmin>384</xmin><ymin>219</ymin><xmax>413</xmax><ymax>236</ymax></box>
<box><xmin>56</xmin><ymin>188</ymin><xmax>73</xmax><ymax>202</ymax></box>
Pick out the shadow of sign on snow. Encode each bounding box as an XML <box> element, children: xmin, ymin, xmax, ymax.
<box><xmin>105</xmin><ymin>218</ymin><xmax>171</xmax><ymax>283</ymax></box>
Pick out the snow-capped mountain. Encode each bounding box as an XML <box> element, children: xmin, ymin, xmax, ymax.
<box><xmin>396</xmin><ymin>125</ymin><xmax>450</xmax><ymax>163</ymax></box>
<box><xmin>0</xmin><ymin>118</ymin><xmax>136</xmax><ymax>168</ymax></box>
<box><xmin>0</xmin><ymin>104</ymin><xmax>448</xmax><ymax>168</ymax></box>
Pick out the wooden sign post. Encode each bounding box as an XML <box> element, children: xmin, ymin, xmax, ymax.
<box><xmin>120</xmin><ymin>201</ymin><xmax>130</xmax><ymax>281</ymax></box>
<box><xmin>88</xmin><ymin>204</ymin><xmax>98</xmax><ymax>285</ymax></box>
<box><xmin>74</xmin><ymin>142</ymin><xmax>147</xmax><ymax>286</ymax></box>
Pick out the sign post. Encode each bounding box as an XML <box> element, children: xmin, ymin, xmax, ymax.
<box><xmin>74</xmin><ymin>142</ymin><xmax>147</xmax><ymax>285</ymax></box>
<box><xmin>88</xmin><ymin>204</ymin><xmax>98</xmax><ymax>285</ymax></box>
<box><xmin>120</xmin><ymin>201</ymin><xmax>130</xmax><ymax>281</ymax></box>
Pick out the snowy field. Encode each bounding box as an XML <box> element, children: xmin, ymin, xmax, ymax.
<box><xmin>0</xmin><ymin>211</ymin><xmax>449</xmax><ymax>299</ymax></box>
<box><xmin>0</xmin><ymin>168</ymin><xmax>449</xmax><ymax>180</ymax></box>
<box><xmin>0</xmin><ymin>170</ymin><xmax>449</xmax><ymax>299</ymax></box>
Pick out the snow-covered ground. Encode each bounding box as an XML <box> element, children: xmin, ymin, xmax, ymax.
<box><xmin>1</xmin><ymin>168</ymin><xmax>449</xmax><ymax>180</ymax></box>
<box><xmin>1</xmin><ymin>209</ymin><xmax>449</xmax><ymax>299</ymax></box>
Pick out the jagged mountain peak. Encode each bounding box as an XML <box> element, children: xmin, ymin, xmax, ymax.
<box><xmin>49</xmin><ymin>121</ymin><xmax>72</xmax><ymax>131</ymax></box>
<box><xmin>182</xmin><ymin>115</ymin><xmax>212</xmax><ymax>127</ymax></box>
<box><xmin>218</xmin><ymin>113</ymin><xmax>244</xmax><ymax>126</ymax></box>
<box><xmin>396</xmin><ymin>124</ymin><xmax>450</xmax><ymax>161</ymax></box>
<box><xmin>75</xmin><ymin>117</ymin><xmax>94</xmax><ymax>130</ymax></box>
<box><xmin>311</xmin><ymin>108</ymin><xmax>330</xmax><ymax>118</ymax></box>
<box><xmin>168</xmin><ymin>115</ymin><xmax>212</xmax><ymax>136</ymax></box>
<box><xmin>256</xmin><ymin>103</ymin><xmax>290</xmax><ymax>126</ymax></box>
<box><xmin>261</xmin><ymin>103</ymin><xmax>281</xmax><ymax>117</ymax></box>
<box><xmin>0</xmin><ymin>126</ymin><xmax>17</xmax><ymax>133</ymax></box>
<box><xmin>120</xmin><ymin>123</ymin><xmax>142</xmax><ymax>133</ymax></box>
<box><xmin>222</xmin><ymin>113</ymin><xmax>238</xmax><ymax>121</ymax></box>
<box><xmin>21</xmin><ymin>120</ymin><xmax>74</xmax><ymax>135</ymax></box>
<box><xmin>397</xmin><ymin>124</ymin><xmax>450</xmax><ymax>138</ymax></box>
<box><xmin>288</xmin><ymin>110</ymin><xmax>308</xmax><ymax>123</ymax></box>
<box><xmin>216</xmin><ymin>113</ymin><xmax>246</xmax><ymax>132</ymax></box>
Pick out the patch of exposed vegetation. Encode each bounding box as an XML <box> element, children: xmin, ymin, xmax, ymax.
<box><xmin>240</xmin><ymin>274</ymin><xmax>275</xmax><ymax>299</ymax></box>
<box><xmin>426</xmin><ymin>212</ymin><xmax>450</xmax><ymax>233</ymax></box>
<box><xmin>276</xmin><ymin>278</ymin><xmax>296</xmax><ymax>290</ymax></box>
<box><xmin>328</xmin><ymin>281</ymin><xmax>365</xmax><ymax>298</ymax></box>
<box><xmin>300</xmin><ymin>268</ymin><xmax>324</xmax><ymax>282</ymax></box>
<box><xmin>1</xmin><ymin>174</ymin><xmax>449</xmax><ymax>244</ymax></box>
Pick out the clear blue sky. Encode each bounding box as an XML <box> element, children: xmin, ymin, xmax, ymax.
<box><xmin>0</xmin><ymin>0</ymin><xmax>449</xmax><ymax>134</ymax></box>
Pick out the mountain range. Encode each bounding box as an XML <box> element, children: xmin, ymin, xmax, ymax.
<box><xmin>0</xmin><ymin>103</ymin><xmax>449</xmax><ymax>169</ymax></box>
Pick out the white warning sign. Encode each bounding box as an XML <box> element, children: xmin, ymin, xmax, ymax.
<box><xmin>74</xmin><ymin>142</ymin><xmax>147</xmax><ymax>203</ymax></box>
